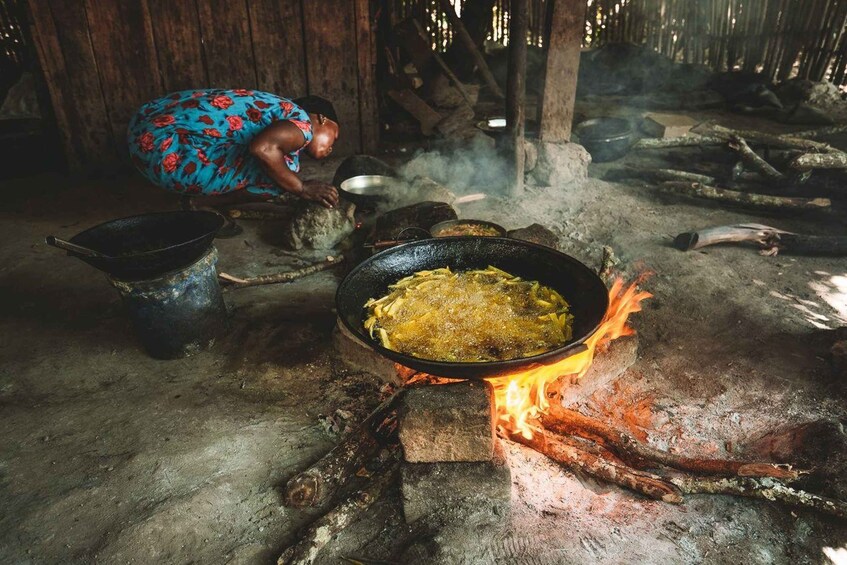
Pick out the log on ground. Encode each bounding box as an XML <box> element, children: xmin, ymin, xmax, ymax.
<box><xmin>658</xmin><ymin>181</ymin><xmax>831</xmax><ymax>211</ymax></box>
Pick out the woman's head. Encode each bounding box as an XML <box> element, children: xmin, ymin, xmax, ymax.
<box><xmin>294</xmin><ymin>96</ymin><xmax>339</xmax><ymax>159</ymax></box>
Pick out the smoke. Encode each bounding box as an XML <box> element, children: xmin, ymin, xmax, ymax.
<box><xmin>398</xmin><ymin>135</ymin><xmax>511</xmax><ymax>196</ymax></box>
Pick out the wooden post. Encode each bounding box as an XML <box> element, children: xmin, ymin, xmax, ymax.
<box><xmin>505</xmin><ymin>0</ymin><xmax>529</xmax><ymax>196</ymax></box>
<box><xmin>537</xmin><ymin>0</ymin><xmax>586</xmax><ymax>143</ymax></box>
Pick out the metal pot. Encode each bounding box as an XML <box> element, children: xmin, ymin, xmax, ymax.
<box><xmin>338</xmin><ymin>175</ymin><xmax>399</xmax><ymax>206</ymax></box>
<box><xmin>429</xmin><ymin>219</ymin><xmax>508</xmax><ymax>238</ymax></box>
<box><xmin>574</xmin><ymin>117</ymin><xmax>633</xmax><ymax>162</ymax></box>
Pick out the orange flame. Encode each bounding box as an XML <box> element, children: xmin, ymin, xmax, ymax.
<box><xmin>487</xmin><ymin>277</ymin><xmax>652</xmax><ymax>439</ymax></box>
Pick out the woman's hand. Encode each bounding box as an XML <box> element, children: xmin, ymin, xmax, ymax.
<box><xmin>300</xmin><ymin>180</ymin><xmax>339</xmax><ymax>209</ymax></box>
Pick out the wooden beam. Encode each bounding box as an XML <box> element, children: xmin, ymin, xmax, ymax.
<box><xmin>505</xmin><ymin>0</ymin><xmax>529</xmax><ymax>196</ymax></box>
<box><xmin>148</xmin><ymin>0</ymin><xmax>207</xmax><ymax>91</ymax></box>
<box><xmin>197</xmin><ymin>0</ymin><xmax>258</xmax><ymax>88</ymax></box>
<box><xmin>538</xmin><ymin>0</ymin><xmax>586</xmax><ymax>143</ymax></box>
<box><xmin>355</xmin><ymin>0</ymin><xmax>380</xmax><ymax>152</ymax></box>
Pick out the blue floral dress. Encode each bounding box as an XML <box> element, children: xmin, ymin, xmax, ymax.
<box><xmin>127</xmin><ymin>89</ymin><xmax>313</xmax><ymax>197</ymax></box>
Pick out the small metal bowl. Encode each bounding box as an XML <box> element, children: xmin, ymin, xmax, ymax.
<box><xmin>573</xmin><ymin>117</ymin><xmax>633</xmax><ymax>162</ymax></box>
<box><xmin>430</xmin><ymin>219</ymin><xmax>508</xmax><ymax>238</ymax></box>
<box><xmin>338</xmin><ymin>175</ymin><xmax>398</xmax><ymax>206</ymax></box>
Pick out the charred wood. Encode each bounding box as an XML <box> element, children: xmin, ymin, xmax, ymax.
<box><xmin>219</xmin><ymin>255</ymin><xmax>345</xmax><ymax>291</ymax></box>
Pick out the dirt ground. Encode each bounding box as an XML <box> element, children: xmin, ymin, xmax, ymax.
<box><xmin>1</xmin><ymin>112</ymin><xmax>846</xmax><ymax>564</ymax></box>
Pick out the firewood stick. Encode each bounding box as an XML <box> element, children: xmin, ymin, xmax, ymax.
<box><xmin>283</xmin><ymin>389</ymin><xmax>402</xmax><ymax>509</ymax></box>
<box><xmin>670</xmin><ymin>476</ymin><xmax>847</xmax><ymax>520</ymax></box>
<box><xmin>632</xmin><ymin>135</ymin><xmax>725</xmax><ymax>149</ymax></box>
<box><xmin>411</xmin><ymin>19</ymin><xmax>474</xmax><ymax>107</ymax></box>
<box><xmin>219</xmin><ymin>255</ymin><xmax>345</xmax><ymax>291</ymax></box>
<box><xmin>789</xmin><ymin>151</ymin><xmax>847</xmax><ymax>171</ymax></box>
<box><xmin>436</xmin><ymin>0</ymin><xmax>505</xmax><ymax>99</ymax></box>
<box><xmin>504</xmin><ymin>428</ymin><xmax>684</xmax><ymax>503</ymax></box>
<box><xmin>542</xmin><ymin>407</ymin><xmax>801</xmax><ymax>481</ymax></box>
<box><xmin>707</xmin><ymin>124</ymin><xmax>842</xmax><ymax>154</ymax></box>
<box><xmin>618</xmin><ymin>165</ymin><xmax>717</xmax><ymax>184</ymax></box>
<box><xmin>658</xmin><ymin>181</ymin><xmax>831</xmax><ymax>211</ymax></box>
<box><xmin>784</xmin><ymin>124</ymin><xmax>847</xmax><ymax>139</ymax></box>
<box><xmin>674</xmin><ymin>224</ymin><xmax>847</xmax><ymax>256</ymax></box>
<box><xmin>278</xmin><ymin>462</ymin><xmax>399</xmax><ymax>565</ymax></box>
<box><xmin>727</xmin><ymin>135</ymin><xmax>786</xmax><ymax>182</ymax></box>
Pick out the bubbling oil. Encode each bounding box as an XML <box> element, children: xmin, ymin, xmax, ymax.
<box><xmin>364</xmin><ymin>267</ymin><xmax>574</xmax><ymax>362</ymax></box>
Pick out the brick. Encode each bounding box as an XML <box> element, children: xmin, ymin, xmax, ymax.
<box><xmin>332</xmin><ymin>320</ymin><xmax>404</xmax><ymax>386</ymax></box>
<box><xmin>399</xmin><ymin>380</ymin><xmax>495</xmax><ymax>463</ymax></box>
<box><xmin>401</xmin><ymin>440</ymin><xmax>511</xmax><ymax>525</ymax></box>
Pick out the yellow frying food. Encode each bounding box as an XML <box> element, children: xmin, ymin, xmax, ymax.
<box><xmin>434</xmin><ymin>223</ymin><xmax>501</xmax><ymax>237</ymax></box>
<box><xmin>364</xmin><ymin>266</ymin><xmax>573</xmax><ymax>362</ymax></box>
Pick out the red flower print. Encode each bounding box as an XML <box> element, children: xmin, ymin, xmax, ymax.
<box><xmin>181</xmin><ymin>99</ymin><xmax>200</xmax><ymax>109</ymax></box>
<box><xmin>165</xmin><ymin>101</ymin><xmax>179</xmax><ymax>110</ymax></box>
<box><xmin>186</xmin><ymin>184</ymin><xmax>202</xmax><ymax>194</ymax></box>
<box><xmin>153</xmin><ymin>164</ymin><xmax>161</xmax><ymax>176</ymax></box>
<box><xmin>196</xmin><ymin>149</ymin><xmax>210</xmax><ymax>165</ymax></box>
<box><xmin>169</xmin><ymin>93</ymin><xmax>180</xmax><ymax>100</ymax></box>
<box><xmin>173</xmin><ymin>181</ymin><xmax>184</xmax><ymax>192</ymax></box>
<box><xmin>234</xmin><ymin>179</ymin><xmax>249</xmax><ymax>191</ymax></box>
<box><xmin>279</xmin><ymin>101</ymin><xmax>294</xmax><ymax>115</ymax></box>
<box><xmin>284</xmin><ymin>155</ymin><xmax>294</xmax><ymax>166</ymax></box>
<box><xmin>192</xmin><ymin>91</ymin><xmax>205</xmax><ymax>98</ymax></box>
<box><xmin>254</xmin><ymin>100</ymin><xmax>270</xmax><ymax>109</ymax></box>
<box><xmin>246</xmin><ymin>108</ymin><xmax>262</xmax><ymax>122</ymax></box>
<box><xmin>162</xmin><ymin>152</ymin><xmax>181</xmax><ymax>173</ymax></box>
<box><xmin>152</xmin><ymin>114</ymin><xmax>175</xmax><ymax>127</ymax></box>
<box><xmin>232</xmin><ymin>89</ymin><xmax>253</xmax><ymax>96</ymax></box>
<box><xmin>160</xmin><ymin>136</ymin><xmax>173</xmax><ymax>152</ymax></box>
<box><xmin>290</xmin><ymin>119</ymin><xmax>311</xmax><ymax>135</ymax></box>
<box><xmin>144</xmin><ymin>107</ymin><xmax>154</xmax><ymax>115</ymax></box>
<box><xmin>226</xmin><ymin>116</ymin><xmax>243</xmax><ymax>131</ymax></box>
<box><xmin>138</xmin><ymin>131</ymin><xmax>154</xmax><ymax>153</ymax></box>
<box><xmin>210</xmin><ymin>95</ymin><xmax>234</xmax><ymax>109</ymax></box>
<box><xmin>203</xmin><ymin>128</ymin><xmax>222</xmax><ymax>138</ymax></box>
<box><xmin>198</xmin><ymin>115</ymin><xmax>214</xmax><ymax>125</ymax></box>
<box><xmin>183</xmin><ymin>161</ymin><xmax>197</xmax><ymax>175</ymax></box>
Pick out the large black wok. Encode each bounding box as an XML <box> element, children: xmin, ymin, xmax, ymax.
<box><xmin>336</xmin><ymin>237</ymin><xmax>610</xmax><ymax>379</ymax></box>
<box><xmin>52</xmin><ymin>210</ymin><xmax>224</xmax><ymax>281</ymax></box>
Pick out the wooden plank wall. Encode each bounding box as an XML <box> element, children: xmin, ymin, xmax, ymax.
<box><xmin>26</xmin><ymin>0</ymin><xmax>377</xmax><ymax>171</ymax></box>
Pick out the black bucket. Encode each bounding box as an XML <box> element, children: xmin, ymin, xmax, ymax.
<box><xmin>108</xmin><ymin>247</ymin><xmax>227</xmax><ymax>359</ymax></box>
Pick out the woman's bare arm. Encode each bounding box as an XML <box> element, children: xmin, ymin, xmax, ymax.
<box><xmin>249</xmin><ymin>121</ymin><xmax>338</xmax><ymax>208</ymax></box>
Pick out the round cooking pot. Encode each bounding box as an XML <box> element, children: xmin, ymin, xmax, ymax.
<box><xmin>336</xmin><ymin>237</ymin><xmax>609</xmax><ymax>379</ymax></box>
<box><xmin>574</xmin><ymin>117</ymin><xmax>633</xmax><ymax>162</ymax></box>
<box><xmin>430</xmin><ymin>219</ymin><xmax>508</xmax><ymax>238</ymax></box>
<box><xmin>338</xmin><ymin>175</ymin><xmax>398</xmax><ymax>206</ymax></box>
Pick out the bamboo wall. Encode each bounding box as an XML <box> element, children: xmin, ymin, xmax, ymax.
<box><xmin>23</xmin><ymin>0</ymin><xmax>378</xmax><ymax>171</ymax></box>
<box><xmin>394</xmin><ymin>0</ymin><xmax>847</xmax><ymax>85</ymax></box>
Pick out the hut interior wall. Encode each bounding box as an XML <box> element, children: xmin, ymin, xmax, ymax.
<box><xmin>23</xmin><ymin>0</ymin><xmax>378</xmax><ymax>171</ymax></box>
<box><xmin>396</xmin><ymin>0</ymin><xmax>847</xmax><ymax>86</ymax></box>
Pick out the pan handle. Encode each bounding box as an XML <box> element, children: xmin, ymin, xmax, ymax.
<box><xmin>45</xmin><ymin>236</ymin><xmax>110</xmax><ymax>259</ymax></box>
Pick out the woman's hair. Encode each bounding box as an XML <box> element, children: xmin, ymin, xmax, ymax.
<box><xmin>293</xmin><ymin>95</ymin><xmax>339</xmax><ymax>125</ymax></box>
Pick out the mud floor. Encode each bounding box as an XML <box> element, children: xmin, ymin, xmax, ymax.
<box><xmin>1</xmin><ymin>120</ymin><xmax>846</xmax><ymax>563</ymax></box>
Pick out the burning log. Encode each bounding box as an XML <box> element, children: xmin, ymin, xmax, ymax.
<box><xmin>278</xmin><ymin>461</ymin><xmax>400</xmax><ymax>565</ymax></box>
<box><xmin>670</xmin><ymin>475</ymin><xmax>847</xmax><ymax>520</ymax></box>
<box><xmin>284</xmin><ymin>389</ymin><xmax>401</xmax><ymax>509</ymax></box>
<box><xmin>219</xmin><ymin>255</ymin><xmax>345</xmax><ymax>291</ymax></box>
<box><xmin>542</xmin><ymin>407</ymin><xmax>801</xmax><ymax>481</ymax></box>
<box><xmin>727</xmin><ymin>135</ymin><xmax>786</xmax><ymax>182</ymax></box>
<box><xmin>673</xmin><ymin>224</ymin><xmax>847</xmax><ymax>256</ymax></box>
<box><xmin>658</xmin><ymin>181</ymin><xmax>831</xmax><ymax>211</ymax></box>
<box><xmin>505</xmin><ymin>427</ymin><xmax>684</xmax><ymax>503</ymax></box>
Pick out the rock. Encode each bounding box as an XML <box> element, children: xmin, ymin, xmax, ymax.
<box><xmin>778</xmin><ymin>103</ymin><xmax>835</xmax><ymax>125</ymax></box>
<box><xmin>507</xmin><ymin>223</ymin><xmax>558</xmax><ymax>249</ymax></box>
<box><xmin>400</xmin><ymin>440</ymin><xmax>511</xmax><ymax>524</ymax></box>
<box><xmin>283</xmin><ymin>200</ymin><xmax>355</xmax><ymax>250</ymax></box>
<box><xmin>776</xmin><ymin>78</ymin><xmax>844</xmax><ymax>108</ymax></box>
<box><xmin>332</xmin><ymin>321</ymin><xmax>404</xmax><ymax>385</ymax></box>
<box><xmin>530</xmin><ymin>141</ymin><xmax>591</xmax><ymax>187</ymax></box>
<box><xmin>399</xmin><ymin>380</ymin><xmax>495</xmax><ymax>463</ymax></box>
